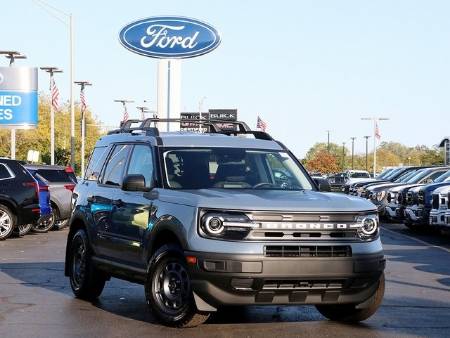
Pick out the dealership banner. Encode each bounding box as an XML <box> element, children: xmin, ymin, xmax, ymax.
<box><xmin>180</xmin><ymin>109</ymin><xmax>237</xmax><ymax>132</ymax></box>
<box><xmin>0</xmin><ymin>67</ymin><xmax>38</xmax><ymax>129</ymax></box>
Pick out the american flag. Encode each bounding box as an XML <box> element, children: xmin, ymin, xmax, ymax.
<box><xmin>51</xmin><ymin>77</ymin><xmax>60</xmax><ymax>111</ymax></box>
<box><xmin>123</xmin><ymin>104</ymin><xmax>129</xmax><ymax>122</ymax></box>
<box><xmin>375</xmin><ymin>121</ymin><xmax>381</xmax><ymax>140</ymax></box>
<box><xmin>80</xmin><ymin>88</ymin><xmax>87</xmax><ymax>112</ymax></box>
<box><xmin>256</xmin><ymin>116</ymin><xmax>267</xmax><ymax>132</ymax></box>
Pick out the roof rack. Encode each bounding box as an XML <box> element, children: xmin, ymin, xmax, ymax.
<box><xmin>107</xmin><ymin>118</ymin><xmax>273</xmax><ymax>141</ymax></box>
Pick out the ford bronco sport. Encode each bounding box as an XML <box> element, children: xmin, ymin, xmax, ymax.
<box><xmin>65</xmin><ymin>119</ymin><xmax>385</xmax><ymax>327</ymax></box>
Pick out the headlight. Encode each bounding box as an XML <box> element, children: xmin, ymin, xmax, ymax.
<box><xmin>376</xmin><ymin>191</ymin><xmax>386</xmax><ymax>201</ymax></box>
<box><xmin>199</xmin><ymin>211</ymin><xmax>254</xmax><ymax>240</ymax></box>
<box><xmin>356</xmin><ymin>214</ymin><xmax>379</xmax><ymax>240</ymax></box>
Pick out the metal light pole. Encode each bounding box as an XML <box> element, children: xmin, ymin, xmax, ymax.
<box><xmin>0</xmin><ymin>51</ymin><xmax>27</xmax><ymax>160</ymax></box>
<box><xmin>198</xmin><ymin>96</ymin><xmax>207</xmax><ymax>132</ymax></box>
<box><xmin>33</xmin><ymin>0</ymin><xmax>75</xmax><ymax>168</ymax></box>
<box><xmin>350</xmin><ymin>137</ymin><xmax>356</xmax><ymax>169</ymax></box>
<box><xmin>75</xmin><ymin>81</ymin><xmax>91</xmax><ymax>178</ymax></box>
<box><xmin>40</xmin><ymin>67</ymin><xmax>63</xmax><ymax>165</ymax></box>
<box><xmin>342</xmin><ymin>142</ymin><xmax>346</xmax><ymax>171</ymax></box>
<box><xmin>326</xmin><ymin>130</ymin><xmax>331</xmax><ymax>152</ymax></box>
<box><xmin>361</xmin><ymin>117</ymin><xmax>389</xmax><ymax>177</ymax></box>
<box><xmin>114</xmin><ymin>99</ymin><xmax>134</xmax><ymax>125</ymax></box>
<box><xmin>364</xmin><ymin>135</ymin><xmax>371</xmax><ymax>172</ymax></box>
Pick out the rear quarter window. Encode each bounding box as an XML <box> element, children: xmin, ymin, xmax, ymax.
<box><xmin>37</xmin><ymin>169</ymin><xmax>74</xmax><ymax>183</ymax></box>
<box><xmin>85</xmin><ymin>146</ymin><xmax>110</xmax><ymax>181</ymax></box>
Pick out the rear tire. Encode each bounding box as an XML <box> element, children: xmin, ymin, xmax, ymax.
<box><xmin>32</xmin><ymin>212</ymin><xmax>55</xmax><ymax>233</ymax></box>
<box><xmin>13</xmin><ymin>223</ymin><xmax>33</xmax><ymax>237</ymax></box>
<box><xmin>145</xmin><ymin>244</ymin><xmax>210</xmax><ymax>327</ymax></box>
<box><xmin>0</xmin><ymin>204</ymin><xmax>16</xmax><ymax>240</ymax></box>
<box><xmin>316</xmin><ymin>273</ymin><xmax>385</xmax><ymax>322</ymax></box>
<box><xmin>69</xmin><ymin>229</ymin><xmax>106</xmax><ymax>300</ymax></box>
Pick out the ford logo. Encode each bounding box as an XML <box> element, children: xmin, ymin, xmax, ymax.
<box><xmin>119</xmin><ymin>16</ymin><xmax>221</xmax><ymax>59</ymax></box>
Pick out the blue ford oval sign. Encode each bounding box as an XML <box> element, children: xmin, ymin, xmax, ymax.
<box><xmin>119</xmin><ymin>16</ymin><xmax>221</xmax><ymax>59</ymax></box>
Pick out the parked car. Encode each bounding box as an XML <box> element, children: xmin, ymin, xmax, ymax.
<box><xmin>347</xmin><ymin>166</ymin><xmax>420</xmax><ymax>196</ymax></box>
<box><xmin>429</xmin><ymin>185</ymin><xmax>450</xmax><ymax>229</ymax></box>
<box><xmin>343</xmin><ymin>168</ymin><xmax>396</xmax><ymax>194</ymax></box>
<box><xmin>65</xmin><ymin>119</ymin><xmax>385</xmax><ymax>327</ymax></box>
<box><xmin>328</xmin><ymin>170</ymin><xmax>370</xmax><ymax>192</ymax></box>
<box><xmin>366</xmin><ymin>167</ymin><xmax>449</xmax><ymax>219</ymax></box>
<box><xmin>13</xmin><ymin>173</ymin><xmax>53</xmax><ymax>236</ymax></box>
<box><xmin>403</xmin><ymin>170</ymin><xmax>450</xmax><ymax>229</ymax></box>
<box><xmin>25</xmin><ymin>165</ymin><xmax>77</xmax><ymax>231</ymax></box>
<box><xmin>0</xmin><ymin>158</ymin><xmax>50</xmax><ymax>240</ymax></box>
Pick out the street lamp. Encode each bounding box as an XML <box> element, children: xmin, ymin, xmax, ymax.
<box><xmin>361</xmin><ymin>117</ymin><xmax>389</xmax><ymax>177</ymax></box>
<box><xmin>342</xmin><ymin>142</ymin><xmax>346</xmax><ymax>171</ymax></box>
<box><xmin>326</xmin><ymin>130</ymin><xmax>331</xmax><ymax>152</ymax></box>
<box><xmin>34</xmin><ymin>0</ymin><xmax>76</xmax><ymax>169</ymax></box>
<box><xmin>364</xmin><ymin>135</ymin><xmax>371</xmax><ymax>172</ymax></box>
<box><xmin>0</xmin><ymin>51</ymin><xmax>27</xmax><ymax>160</ymax></box>
<box><xmin>350</xmin><ymin>137</ymin><xmax>356</xmax><ymax>169</ymax></box>
<box><xmin>75</xmin><ymin>81</ymin><xmax>91</xmax><ymax>177</ymax></box>
<box><xmin>136</xmin><ymin>106</ymin><xmax>150</xmax><ymax>120</ymax></box>
<box><xmin>40</xmin><ymin>67</ymin><xmax>63</xmax><ymax>165</ymax></box>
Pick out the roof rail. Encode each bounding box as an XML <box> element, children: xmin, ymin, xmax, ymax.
<box><xmin>107</xmin><ymin>118</ymin><xmax>272</xmax><ymax>140</ymax></box>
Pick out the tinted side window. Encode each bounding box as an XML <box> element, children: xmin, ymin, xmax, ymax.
<box><xmin>101</xmin><ymin>144</ymin><xmax>132</xmax><ymax>186</ymax></box>
<box><xmin>0</xmin><ymin>164</ymin><xmax>12</xmax><ymax>179</ymax></box>
<box><xmin>85</xmin><ymin>146</ymin><xmax>109</xmax><ymax>181</ymax></box>
<box><xmin>126</xmin><ymin>145</ymin><xmax>154</xmax><ymax>188</ymax></box>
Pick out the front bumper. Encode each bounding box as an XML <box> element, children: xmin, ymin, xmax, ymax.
<box><xmin>429</xmin><ymin>209</ymin><xmax>447</xmax><ymax>227</ymax></box>
<box><xmin>186</xmin><ymin>251</ymin><xmax>385</xmax><ymax>308</ymax></box>
<box><xmin>404</xmin><ymin>206</ymin><xmax>429</xmax><ymax>225</ymax></box>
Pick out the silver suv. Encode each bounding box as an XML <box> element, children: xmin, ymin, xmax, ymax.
<box><xmin>65</xmin><ymin>119</ymin><xmax>385</xmax><ymax>327</ymax></box>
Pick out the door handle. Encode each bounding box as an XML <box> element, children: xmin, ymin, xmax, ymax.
<box><xmin>87</xmin><ymin>196</ymin><xmax>96</xmax><ymax>203</ymax></box>
<box><xmin>112</xmin><ymin>199</ymin><xmax>124</xmax><ymax>207</ymax></box>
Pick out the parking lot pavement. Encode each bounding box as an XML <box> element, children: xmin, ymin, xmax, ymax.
<box><xmin>1</xmin><ymin>225</ymin><xmax>450</xmax><ymax>338</ymax></box>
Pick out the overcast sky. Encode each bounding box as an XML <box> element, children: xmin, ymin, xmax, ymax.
<box><xmin>2</xmin><ymin>0</ymin><xmax>450</xmax><ymax>157</ymax></box>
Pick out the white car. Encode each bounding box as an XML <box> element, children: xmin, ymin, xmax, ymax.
<box><xmin>429</xmin><ymin>185</ymin><xmax>450</xmax><ymax>227</ymax></box>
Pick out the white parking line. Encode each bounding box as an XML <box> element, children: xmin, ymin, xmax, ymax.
<box><xmin>382</xmin><ymin>226</ymin><xmax>450</xmax><ymax>254</ymax></box>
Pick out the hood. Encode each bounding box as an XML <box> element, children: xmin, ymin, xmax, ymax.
<box><xmin>389</xmin><ymin>184</ymin><xmax>424</xmax><ymax>193</ymax></box>
<box><xmin>421</xmin><ymin>181</ymin><xmax>450</xmax><ymax>194</ymax></box>
<box><xmin>155</xmin><ymin>188</ymin><xmax>376</xmax><ymax>212</ymax></box>
<box><xmin>346</xmin><ymin>178</ymin><xmax>376</xmax><ymax>185</ymax></box>
<box><xmin>433</xmin><ymin>185</ymin><xmax>450</xmax><ymax>195</ymax></box>
<box><xmin>367</xmin><ymin>182</ymin><xmax>403</xmax><ymax>192</ymax></box>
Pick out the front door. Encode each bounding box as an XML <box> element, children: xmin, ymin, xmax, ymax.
<box><xmin>108</xmin><ymin>144</ymin><xmax>155</xmax><ymax>267</ymax></box>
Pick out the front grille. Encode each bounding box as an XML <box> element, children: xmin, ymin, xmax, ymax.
<box><xmin>247</xmin><ymin>212</ymin><xmax>362</xmax><ymax>241</ymax></box>
<box><xmin>406</xmin><ymin>192</ymin><xmax>414</xmax><ymax>205</ymax></box>
<box><xmin>432</xmin><ymin>194</ymin><xmax>439</xmax><ymax>209</ymax></box>
<box><xmin>264</xmin><ymin>245</ymin><xmax>352</xmax><ymax>258</ymax></box>
<box><xmin>397</xmin><ymin>192</ymin><xmax>404</xmax><ymax>204</ymax></box>
<box><xmin>418</xmin><ymin>191</ymin><xmax>424</xmax><ymax>205</ymax></box>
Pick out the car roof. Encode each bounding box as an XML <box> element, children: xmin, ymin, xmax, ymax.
<box><xmin>95</xmin><ymin>131</ymin><xmax>284</xmax><ymax>151</ymax></box>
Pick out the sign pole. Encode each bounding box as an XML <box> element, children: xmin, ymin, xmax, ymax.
<box><xmin>75</xmin><ymin>81</ymin><xmax>91</xmax><ymax>178</ymax></box>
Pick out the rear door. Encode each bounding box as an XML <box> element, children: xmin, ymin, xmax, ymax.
<box><xmin>108</xmin><ymin>143</ymin><xmax>155</xmax><ymax>267</ymax></box>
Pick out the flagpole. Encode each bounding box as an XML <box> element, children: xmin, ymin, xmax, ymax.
<box><xmin>75</xmin><ymin>81</ymin><xmax>92</xmax><ymax>177</ymax></box>
<box><xmin>40</xmin><ymin>67</ymin><xmax>63</xmax><ymax>165</ymax></box>
<box><xmin>361</xmin><ymin>116</ymin><xmax>389</xmax><ymax>177</ymax></box>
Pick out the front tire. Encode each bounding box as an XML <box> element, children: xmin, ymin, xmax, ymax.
<box><xmin>145</xmin><ymin>244</ymin><xmax>210</xmax><ymax>327</ymax></box>
<box><xmin>0</xmin><ymin>204</ymin><xmax>16</xmax><ymax>240</ymax></box>
<box><xmin>69</xmin><ymin>229</ymin><xmax>106</xmax><ymax>300</ymax></box>
<box><xmin>316</xmin><ymin>273</ymin><xmax>385</xmax><ymax>322</ymax></box>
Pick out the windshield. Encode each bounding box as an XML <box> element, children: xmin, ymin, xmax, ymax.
<box><xmin>163</xmin><ymin>148</ymin><xmax>313</xmax><ymax>190</ymax></box>
<box><xmin>434</xmin><ymin>170</ymin><xmax>450</xmax><ymax>183</ymax></box>
<box><xmin>385</xmin><ymin>168</ymin><xmax>404</xmax><ymax>180</ymax></box>
<box><xmin>350</xmin><ymin>172</ymin><xmax>370</xmax><ymax>178</ymax></box>
<box><xmin>394</xmin><ymin>170</ymin><xmax>417</xmax><ymax>183</ymax></box>
<box><xmin>377</xmin><ymin>169</ymin><xmax>393</xmax><ymax>179</ymax></box>
<box><xmin>406</xmin><ymin>169</ymin><xmax>430</xmax><ymax>183</ymax></box>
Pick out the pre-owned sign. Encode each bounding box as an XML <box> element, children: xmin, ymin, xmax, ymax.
<box><xmin>0</xmin><ymin>67</ymin><xmax>38</xmax><ymax>129</ymax></box>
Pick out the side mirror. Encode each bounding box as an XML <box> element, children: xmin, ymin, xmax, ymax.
<box><xmin>313</xmin><ymin>178</ymin><xmax>331</xmax><ymax>192</ymax></box>
<box><xmin>122</xmin><ymin>174</ymin><xmax>150</xmax><ymax>192</ymax></box>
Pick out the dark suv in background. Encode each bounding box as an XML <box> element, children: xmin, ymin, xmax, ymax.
<box><xmin>0</xmin><ymin>158</ymin><xmax>46</xmax><ymax>240</ymax></box>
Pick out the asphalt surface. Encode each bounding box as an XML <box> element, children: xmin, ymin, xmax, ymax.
<box><xmin>1</xmin><ymin>224</ymin><xmax>450</xmax><ymax>338</ymax></box>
